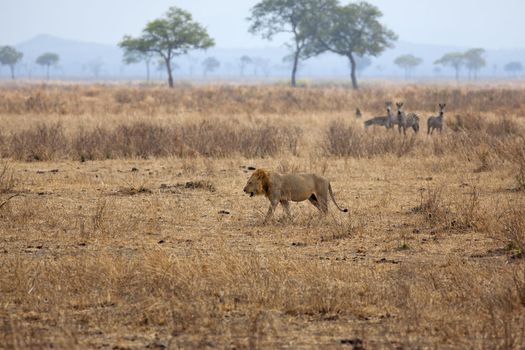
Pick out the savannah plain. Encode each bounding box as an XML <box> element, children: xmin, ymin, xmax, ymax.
<box><xmin>0</xmin><ymin>82</ymin><xmax>525</xmax><ymax>349</ymax></box>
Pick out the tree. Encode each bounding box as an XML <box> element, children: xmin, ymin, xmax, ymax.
<box><xmin>0</xmin><ymin>46</ymin><xmax>23</xmax><ymax>80</ymax></box>
<box><xmin>120</xmin><ymin>7</ymin><xmax>214</xmax><ymax>88</ymax></box>
<box><xmin>202</xmin><ymin>57</ymin><xmax>220</xmax><ymax>77</ymax></box>
<box><xmin>239</xmin><ymin>55</ymin><xmax>252</xmax><ymax>76</ymax></box>
<box><xmin>504</xmin><ymin>62</ymin><xmax>523</xmax><ymax>77</ymax></box>
<box><xmin>84</xmin><ymin>59</ymin><xmax>104</xmax><ymax>78</ymax></box>
<box><xmin>434</xmin><ymin>52</ymin><xmax>464</xmax><ymax>80</ymax></box>
<box><xmin>248</xmin><ymin>0</ymin><xmax>337</xmax><ymax>87</ymax></box>
<box><xmin>157</xmin><ymin>59</ymin><xmax>179</xmax><ymax>79</ymax></box>
<box><xmin>312</xmin><ymin>2</ymin><xmax>397</xmax><ymax>89</ymax></box>
<box><xmin>36</xmin><ymin>52</ymin><xmax>59</xmax><ymax>80</ymax></box>
<box><xmin>119</xmin><ymin>36</ymin><xmax>154</xmax><ymax>82</ymax></box>
<box><xmin>394</xmin><ymin>54</ymin><xmax>423</xmax><ymax>78</ymax></box>
<box><xmin>464</xmin><ymin>48</ymin><xmax>485</xmax><ymax>80</ymax></box>
<box><xmin>252</xmin><ymin>57</ymin><xmax>271</xmax><ymax>77</ymax></box>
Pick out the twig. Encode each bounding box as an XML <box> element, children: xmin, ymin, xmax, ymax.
<box><xmin>0</xmin><ymin>193</ymin><xmax>22</xmax><ymax>209</ymax></box>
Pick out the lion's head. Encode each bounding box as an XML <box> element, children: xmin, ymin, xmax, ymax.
<box><xmin>243</xmin><ymin>169</ymin><xmax>271</xmax><ymax>197</ymax></box>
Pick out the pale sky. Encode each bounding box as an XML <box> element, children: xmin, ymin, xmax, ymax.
<box><xmin>1</xmin><ymin>0</ymin><xmax>524</xmax><ymax>49</ymax></box>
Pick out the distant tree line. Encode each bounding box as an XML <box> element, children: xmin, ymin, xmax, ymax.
<box><xmin>392</xmin><ymin>48</ymin><xmax>485</xmax><ymax>80</ymax></box>
<box><xmin>120</xmin><ymin>1</ymin><xmax>396</xmax><ymax>89</ymax></box>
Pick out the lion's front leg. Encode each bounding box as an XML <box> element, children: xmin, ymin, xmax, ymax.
<box><xmin>263</xmin><ymin>201</ymin><xmax>279</xmax><ymax>224</ymax></box>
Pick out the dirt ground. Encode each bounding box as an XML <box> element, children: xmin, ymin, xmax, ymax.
<box><xmin>1</xmin><ymin>154</ymin><xmax>523</xmax><ymax>349</ymax></box>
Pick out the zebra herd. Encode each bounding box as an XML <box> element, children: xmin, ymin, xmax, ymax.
<box><xmin>362</xmin><ymin>103</ymin><xmax>446</xmax><ymax>135</ymax></box>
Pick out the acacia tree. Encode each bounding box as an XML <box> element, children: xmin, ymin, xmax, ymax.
<box><xmin>504</xmin><ymin>62</ymin><xmax>523</xmax><ymax>77</ymax></box>
<box><xmin>239</xmin><ymin>55</ymin><xmax>252</xmax><ymax>76</ymax></box>
<box><xmin>464</xmin><ymin>48</ymin><xmax>485</xmax><ymax>80</ymax></box>
<box><xmin>120</xmin><ymin>7</ymin><xmax>214</xmax><ymax>88</ymax></box>
<box><xmin>394</xmin><ymin>54</ymin><xmax>423</xmax><ymax>78</ymax></box>
<box><xmin>119</xmin><ymin>36</ymin><xmax>154</xmax><ymax>82</ymax></box>
<box><xmin>202</xmin><ymin>57</ymin><xmax>220</xmax><ymax>77</ymax></box>
<box><xmin>434</xmin><ymin>52</ymin><xmax>465</xmax><ymax>80</ymax></box>
<box><xmin>36</xmin><ymin>52</ymin><xmax>59</xmax><ymax>80</ymax></box>
<box><xmin>312</xmin><ymin>2</ymin><xmax>397</xmax><ymax>89</ymax></box>
<box><xmin>84</xmin><ymin>59</ymin><xmax>104</xmax><ymax>78</ymax></box>
<box><xmin>248</xmin><ymin>0</ymin><xmax>336</xmax><ymax>87</ymax></box>
<box><xmin>0</xmin><ymin>46</ymin><xmax>23</xmax><ymax>80</ymax></box>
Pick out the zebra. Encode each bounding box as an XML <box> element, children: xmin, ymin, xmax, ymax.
<box><xmin>427</xmin><ymin>103</ymin><xmax>446</xmax><ymax>135</ymax></box>
<box><xmin>396</xmin><ymin>102</ymin><xmax>420</xmax><ymax>135</ymax></box>
<box><xmin>364</xmin><ymin>103</ymin><xmax>394</xmax><ymax>129</ymax></box>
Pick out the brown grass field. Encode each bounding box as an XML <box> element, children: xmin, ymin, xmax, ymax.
<box><xmin>1</xmin><ymin>82</ymin><xmax>525</xmax><ymax>349</ymax></box>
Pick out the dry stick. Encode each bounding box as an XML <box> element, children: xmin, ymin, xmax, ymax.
<box><xmin>0</xmin><ymin>193</ymin><xmax>22</xmax><ymax>209</ymax></box>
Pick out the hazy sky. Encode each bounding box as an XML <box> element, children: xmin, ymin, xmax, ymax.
<box><xmin>1</xmin><ymin>0</ymin><xmax>524</xmax><ymax>49</ymax></box>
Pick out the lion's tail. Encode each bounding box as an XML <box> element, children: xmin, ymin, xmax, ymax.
<box><xmin>329</xmin><ymin>183</ymin><xmax>348</xmax><ymax>213</ymax></box>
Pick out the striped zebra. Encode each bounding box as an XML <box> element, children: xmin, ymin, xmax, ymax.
<box><xmin>427</xmin><ymin>103</ymin><xmax>446</xmax><ymax>135</ymax></box>
<box><xmin>364</xmin><ymin>103</ymin><xmax>394</xmax><ymax>129</ymax></box>
<box><xmin>396</xmin><ymin>102</ymin><xmax>420</xmax><ymax>135</ymax></box>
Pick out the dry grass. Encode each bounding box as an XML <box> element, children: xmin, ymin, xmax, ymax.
<box><xmin>1</xmin><ymin>83</ymin><xmax>525</xmax><ymax>349</ymax></box>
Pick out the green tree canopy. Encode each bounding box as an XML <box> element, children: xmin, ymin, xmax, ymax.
<box><xmin>434</xmin><ymin>52</ymin><xmax>465</xmax><ymax>80</ymax></box>
<box><xmin>248</xmin><ymin>0</ymin><xmax>337</xmax><ymax>87</ymax></box>
<box><xmin>464</xmin><ymin>48</ymin><xmax>485</xmax><ymax>80</ymax></box>
<box><xmin>119</xmin><ymin>36</ymin><xmax>155</xmax><ymax>82</ymax></box>
<box><xmin>394</xmin><ymin>54</ymin><xmax>423</xmax><ymax>78</ymax></box>
<box><xmin>202</xmin><ymin>57</ymin><xmax>220</xmax><ymax>76</ymax></box>
<box><xmin>120</xmin><ymin>7</ymin><xmax>214</xmax><ymax>87</ymax></box>
<box><xmin>0</xmin><ymin>46</ymin><xmax>23</xmax><ymax>80</ymax></box>
<box><xmin>36</xmin><ymin>52</ymin><xmax>59</xmax><ymax>80</ymax></box>
<box><xmin>312</xmin><ymin>2</ymin><xmax>397</xmax><ymax>89</ymax></box>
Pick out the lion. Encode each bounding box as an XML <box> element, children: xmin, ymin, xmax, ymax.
<box><xmin>243</xmin><ymin>169</ymin><xmax>348</xmax><ymax>223</ymax></box>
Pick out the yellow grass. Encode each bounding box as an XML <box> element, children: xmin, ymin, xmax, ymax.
<box><xmin>1</xmin><ymin>83</ymin><xmax>525</xmax><ymax>349</ymax></box>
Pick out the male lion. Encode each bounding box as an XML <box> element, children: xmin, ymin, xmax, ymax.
<box><xmin>243</xmin><ymin>169</ymin><xmax>348</xmax><ymax>223</ymax></box>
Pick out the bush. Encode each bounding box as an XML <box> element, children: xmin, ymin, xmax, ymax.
<box><xmin>10</xmin><ymin>123</ymin><xmax>67</xmax><ymax>161</ymax></box>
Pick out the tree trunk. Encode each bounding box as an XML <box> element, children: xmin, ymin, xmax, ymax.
<box><xmin>165</xmin><ymin>58</ymin><xmax>174</xmax><ymax>88</ymax></box>
<box><xmin>9</xmin><ymin>65</ymin><xmax>15</xmax><ymax>80</ymax></box>
<box><xmin>145</xmin><ymin>60</ymin><xmax>150</xmax><ymax>82</ymax></box>
<box><xmin>46</xmin><ymin>65</ymin><xmax>50</xmax><ymax>80</ymax></box>
<box><xmin>291</xmin><ymin>50</ymin><xmax>300</xmax><ymax>87</ymax></box>
<box><xmin>348</xmin><ymin>54</ymin><xmax>358</xmax><ymax>90</ymax></box>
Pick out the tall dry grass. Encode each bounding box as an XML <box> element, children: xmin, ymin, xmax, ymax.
<box><xmin>0</xmin><ymin>84</ymin><xmax>523</xmax><ymax>162</ymax></box>
<box><xmin>2</xmin><ymin>239</ymin><xmax>524</xmax><ymax>349</ymax></box>
<box><xmin>2</xmin><ymin>83</ymin><xmax>525</xmax><ymax>116</ymax></box>
<box><xmin>1</xmin><ymin>121</ymin><xmax>301</xmax><ymax>161</ymax></box>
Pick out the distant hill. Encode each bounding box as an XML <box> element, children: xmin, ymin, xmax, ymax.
<box><xmin>2</xmin><ymin>34</ymin><xmax>524</xmax><ymax>81</ymax></box>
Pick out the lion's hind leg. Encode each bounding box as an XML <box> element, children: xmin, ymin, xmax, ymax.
<box><xmin>308</xmin><ymin>194</ymin><xmax>327</xmax><ymax>214</ymax></box>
